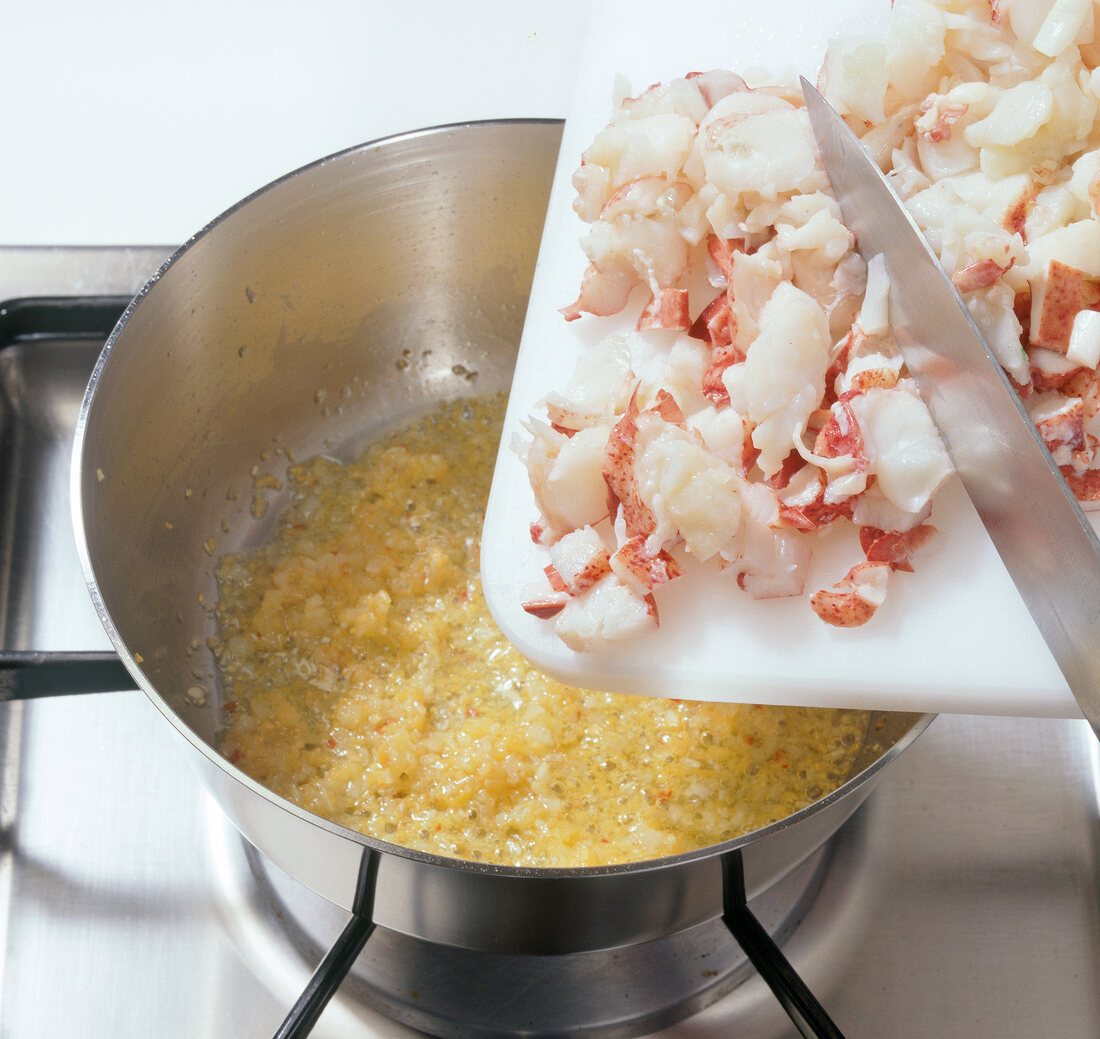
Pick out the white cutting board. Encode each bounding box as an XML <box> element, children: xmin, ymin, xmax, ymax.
<box><xmin>481</xmin><ymin>0</ymin><xmax>1083</xmax><ymax>719</ymax></box>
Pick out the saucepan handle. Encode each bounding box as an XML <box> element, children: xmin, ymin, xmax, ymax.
<box><xmin>0</xmin><ymin>650</ymin><xmax>137</xmax><ymax>701</ymax></box>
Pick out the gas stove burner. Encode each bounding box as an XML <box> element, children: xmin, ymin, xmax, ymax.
<box><xmin>210</xmin><ymin>801</ymin><xmax>841</xmax><ymax>1038</ymax></box>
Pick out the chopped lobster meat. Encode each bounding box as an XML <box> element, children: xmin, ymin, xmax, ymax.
<box><xmin>549</xmin><ymin>526</ymin><xmax>614</xmax><ymax>594</ymax></box>
<box><xmin>1030</xmin><ymin>260</ymin><xmax>1085</xmax><ymax>354</ymax></box>
<box><xmin>561</xmin><ymin>263</ymin><xmax>636</xmax><ymax>322</ymax></box>
<box><xmin>544</xmin><ymin>396</ymin><xmax>602</xmax><ymax>435</ymax></box>
<box><xmin>1068</xmin><ymin>309</ymin><xmax>1100</xmax><ymax>370</ymax></box>
<box><xmin>707</xmin><ymin>235</ymin><xmax>746</xmax><ymax>281</ymax></box>
<box><xmin>721</xmin><ymin>480</ymin><xmax>810</xmax><ymax>599</ymax></box>
<box><xmin>520</xmin><ymin>420</ymin><xmax>612</xmax><ymax>545</ymax></box>
<box><xmin>689</xmin><ymin>290</ymin><xmax>735</xmax><ymax>347</ymax></box>
<box><xmin>1060</xmin><ymin>368</ymin><xmax>1100</xmax><ymax>421</ymax></box>
<box><xmin>520</xmin><ymin>591</ymin><xmax>570</xmax><ymax>618</ymax></box>
<box><xmin>1062</xmin><ymin>467</ymin><xmax>1100</xmax><ymax>505</ymax></box>
<box><xmin>859</xmin><ymin>524</ymin><xmax>938</xmax><ymax>572</ymax></box>
<box><xmin>1030</xmin><ymin>393</ymin><xmax>1087</xmax><ymax>464</ymax></box>
<box><xmin>690</xmin><ymin>293</ymin><xmax>745</xmax><ymax>406</ymax></box>
<box><xmin>809</xmin><ymin>561</ymin><xmax>890</xmax><ymax>628</ymax></box>
<box><xmin>553</xmin><ymin>577</ymin><xmax>659</xmax><ymax>652</ymax></box>
<box><xmin>705</xmin><ymin>341</ymin><xmax>745</xmax><ymax>404</ymax></box>
<box><xmin>521</xmin><ymin>528</ymin><xmax>615</xmax><ymax>619</ymax></box>
<box><xmin>843</xmin><ymin>360</ymin><xmax>902</xmax><ymax>393</ymax></box>
<box><xmin>544</xmin><ymin>565</ymin><xmax>570</xmax><ymax>593</ymax></box>
<box><xmin>774</xmin><ymin>458</ymin><xmax>852</xmax><ymax>531</ymax></box>
<box><xmin>917</xmin><ymin>97</ymin><xmax>968</xmax><ymax>143</ymax></box>
<box><xmin>610</xmin><ymin>535</ymin><xmax>685</xmax><ymax>592</ymax></box>
<box><xmin>813</xmin><ymin>395</ymin><xmax>869</xmax><ymax>468</ymax></box>
<box><xmin>953</xmin><ymin>258</ymin><xmax>1012</xmax><ymax>294</ymax></box>
<box><xmin>515</xmin><ymin>12</ymin><xmax>1100</xmax><ymax>651</ymax></box>
<box><xmin>682</xmin><ymin>70</ymin><xmax>750</xmax><ymax>112</ymax></box>
<box><xmin>602</xmin><ymin>393</ymin><xmax>658</xmax><ymax>539</ymax></box>
<box><xmin>1028</xmin><ymin>348</ymin><xmax>1084</xmax><ymax>392</ymax></box>
<box><xmin>646</xmin><ymin>388</ymin><xmax>686</xmax><ymax>425</ymax></box>
<box><xmin>778</xmin><ymin>497</ymin><xmax>853</xmax><ymax>532</ymax></box>
<box><xmin>1002</xmin><ymin>184</ymin><xmax>1035</xmax><ymax>240</ymax></box>
<box><xmin>637</xmin><ymin>288</ymin><xmax>691</xmax><ymax>331</ymax></box>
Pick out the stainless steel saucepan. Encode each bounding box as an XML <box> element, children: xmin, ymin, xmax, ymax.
<box><xmin>53</xmin><ymin>120</ymin><xmax>929</xmax><ymax>1037</ymax></box>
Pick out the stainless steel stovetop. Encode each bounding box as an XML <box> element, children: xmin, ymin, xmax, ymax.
<box><xmin>2</xmin><ymin>247</ymin><xmax>1099</xmax><ymax>1039</ymax></box>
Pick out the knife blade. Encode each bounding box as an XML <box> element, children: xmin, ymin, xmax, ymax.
<box><xmin>801</xmin><ymin>77</ymin><xmax>1100</xmax><ymax>730</ymax></box>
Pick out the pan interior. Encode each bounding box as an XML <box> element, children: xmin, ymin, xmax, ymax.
<box><xmin>76</xmin><ymin>122</ymin><xmax>561</xmax><ymax>750</ymax></box>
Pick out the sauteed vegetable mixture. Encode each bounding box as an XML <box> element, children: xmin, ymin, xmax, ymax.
<box><xmin>213</xmin><ymin>397</ymin><xmax>872</xmax><ymax>868</ymax></box>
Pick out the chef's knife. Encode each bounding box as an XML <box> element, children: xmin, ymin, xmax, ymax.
<box><xmin>801</xmin><ymin>78</ymin><xmax>1100</xmax><ymax>732</ymax></box>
